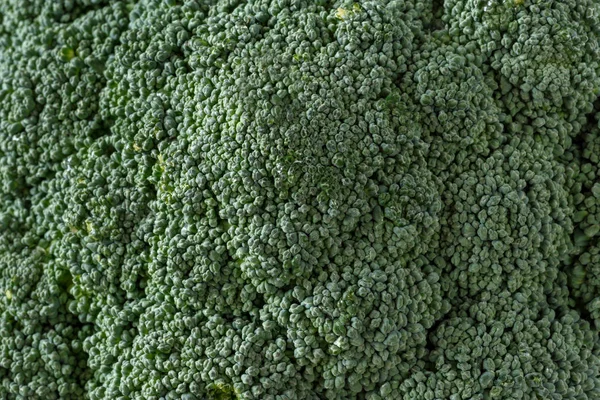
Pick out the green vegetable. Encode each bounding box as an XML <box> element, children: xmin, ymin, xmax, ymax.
<box><xmin>1</xmin><ymin>0</ymin><xmax>600</xmax><ymax>399</ymax></box>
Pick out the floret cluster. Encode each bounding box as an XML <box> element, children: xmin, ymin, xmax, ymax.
<box><xmin>1</xmin><ymin>0</ymin><xmax>600</xmax><ymax>399</ymax></box>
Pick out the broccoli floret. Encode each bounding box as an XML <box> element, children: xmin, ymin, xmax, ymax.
<box><xmin>1</xmin><ymin>0</ymin><xmax>600</xmax><ymax>399</ymax></box>
<box><xmin>562</xmin><ymin>103</ymin><xmax>600</xmax><ymax>329</ymax></box>
<box><xmin>0</xmin><ymin>2</ymin><xmax>132</xmax><ymax>398</ymax></box>
<box><xmin>400</xmin><ymin>306</ymin><xmax>600</xmax><ymax>399</ymax></box>
<box><xmin>86</xmin><ymin>1</ymin><xmax>447</xmax><ymax>398</ymax></box>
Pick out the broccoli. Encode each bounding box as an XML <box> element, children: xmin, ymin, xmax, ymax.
<box><xmin>0</xmin><ymin>0</ymin><xmax>600</xmax><ymax>399</ymax></box>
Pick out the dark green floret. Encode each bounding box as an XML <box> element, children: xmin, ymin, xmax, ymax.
<box><xmin>1</xmin><ymin>0</ymin><xmax>600</xmax><ymax>399</ymax></box>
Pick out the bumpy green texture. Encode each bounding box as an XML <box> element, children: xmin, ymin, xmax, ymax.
<box><xmin>1</xmin><ymin>0</ymin><xmax>600</xmax><ymax>399</ymax></box>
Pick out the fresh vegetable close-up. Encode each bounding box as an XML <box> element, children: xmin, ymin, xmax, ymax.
<box><xmin>1</xmin><ymin>0</ymin><xmax>600</xmax><ymax>399</ymax></box>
